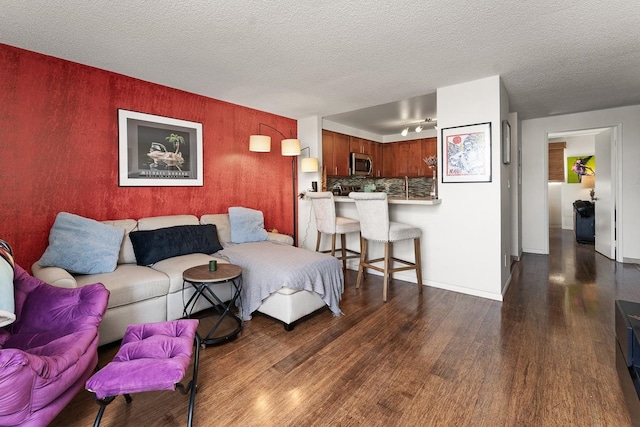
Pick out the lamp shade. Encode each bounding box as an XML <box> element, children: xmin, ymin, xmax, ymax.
<box><xmin>249</xmin><ymin>135</ymin><xmax>271</xmax><ymax>152</ymax></box>
<box><xmin>281</xmin><ymin>138</ymin><xmax>301</xmax><ymax>156</ymax></box>
<box><xmin>581</xmin><ymin>174</ymin><xmax>595</xmax><ymax>188</ymax></box>
<box><xmin>301</xmin><ymin>157</ymin><xmax>319</xmax><ymax>172</ymax></box>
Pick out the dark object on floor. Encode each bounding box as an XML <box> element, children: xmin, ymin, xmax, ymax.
<box><xmin>615</xmin><ymin>300</ymin><xmax>640</xmax><ymax>425</ymax></box>
<box><xmin>573</xmin><ymin>200</ymin><xmax>595</xmax><ymax>244</ymax></box>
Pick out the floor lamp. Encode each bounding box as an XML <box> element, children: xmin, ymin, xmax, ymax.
<box><xmin>249</xmin><ymin>123</ymin><xmax>318</xmax><ymax>245</ymax></box>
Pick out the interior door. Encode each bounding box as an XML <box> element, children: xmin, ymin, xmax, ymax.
<box><xmin>594</xmin><ymin>128</ymin><xmax>615</xmax><ymax>259</ymax></box>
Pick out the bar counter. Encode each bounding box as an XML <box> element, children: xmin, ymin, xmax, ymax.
<box><xmin>333</xmin><ymin>195</ymin><xmax>441</xmax><ymax>205</ymax></box>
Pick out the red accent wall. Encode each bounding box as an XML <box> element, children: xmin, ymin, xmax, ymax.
<box><xmin>0</xmin><ymin>44</ymin><xmax>297</xmax><ymax>269</ymax></box>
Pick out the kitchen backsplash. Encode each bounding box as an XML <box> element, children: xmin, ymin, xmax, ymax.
<box><xmin>326</xmin><ymin>176</ymin><xmax>434</xmax><ymax>199</ymax></box>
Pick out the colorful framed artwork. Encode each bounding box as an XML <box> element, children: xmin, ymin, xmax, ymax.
<box><xmin>118</xmin><ymin>109</ymin><xmax>203</xmax><ymax>186</ymax></box>
<box><xmin>441</xmin><ymin>122</ymin><xmax>492</xmax><ymax>183</ymax></box>
<box><xmin>566</xmin><ymin>155</ymin><xmax>595</xmax><ymax>183</ymax></box>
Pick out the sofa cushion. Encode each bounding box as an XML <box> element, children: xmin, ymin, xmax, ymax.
<box><xmin>137</xmin><ymin>215</ymin><xmax>199</xmax><ymax>231</ymax></box>
<box><xmin>200</xmin><ymin>214</ymin><xmax>232</xmax><ymax>245</ymax></box>
<box><xmin>38</xmin><ymin>212</ymin><xmax>124</xmax><ymax>275</ymax></box>
<box><xmin>102</xmin><ymin>219</ymin><xmax>138</xmax><ymax>265</ymax></box>
<box><xmin>75</xmin><ymin>264</ymin><xmax>170</xmax><ymax>309</ymax></box>
<box><xmin>228</xmin><ymin>207</ymin><xmax>268</xmax><ymax>244</ymax></box>
<box><xmin>129</xmin><ymin>224</ymin><xmax>223</xmax><ymax>266</ymax></box>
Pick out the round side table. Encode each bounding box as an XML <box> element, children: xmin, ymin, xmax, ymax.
<box><xmin>182</xmin><ymin>263</ymin><xmax>242</xmax><ymax>346</ymax></box>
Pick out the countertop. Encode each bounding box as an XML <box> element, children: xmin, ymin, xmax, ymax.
<box><xmin>333</xmin><ymin>196</ymin><xmax>442</xmax><ymax>205</ymax></box>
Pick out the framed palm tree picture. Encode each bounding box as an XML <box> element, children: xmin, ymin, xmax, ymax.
<box><xmin>118</xmin><ymin>109</ymin><xmax>203</xmax><ymax>186</ymax></box>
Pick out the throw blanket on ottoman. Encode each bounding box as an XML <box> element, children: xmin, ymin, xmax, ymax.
<box><xmin>218</xmin><ymin>242</ymin><xmax>344</xmax><ymax>321</ymax></box>
<box><xmin>0</xmin><ymin>240</ymin><xmax>15</xmax><ymax>327</ymax></box>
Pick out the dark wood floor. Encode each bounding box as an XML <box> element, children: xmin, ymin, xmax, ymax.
<box><xmin>52</xmin><ymin>229</ymin><xmax>640</xmax><ymax>426</ymax></box>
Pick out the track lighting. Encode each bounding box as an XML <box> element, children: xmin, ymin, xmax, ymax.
<box><xmin>400</xmin><ymin>117</ymin><xmax>437</xmax><ymax>136</ymax></box>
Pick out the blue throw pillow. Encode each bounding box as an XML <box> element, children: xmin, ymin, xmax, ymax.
<box><xmin>228</xmin><ymin>207</ymin><xmax>269</xmax><ymax>243</ymax></box>
<box><xmin>38</xmin><ymin>212</ymin><xmax>125</xmax><ymax>275</ymax></box>
<box><xmin>129</xmin><ymin>224</ymin><xmax>223</xmax><ymax>266</ymax></box>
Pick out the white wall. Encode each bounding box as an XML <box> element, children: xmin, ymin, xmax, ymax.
<box><xmin>510</xmin><ymin>112</ymin><xmax>522</xmax><ymax>260</ymax></box>
<box><xmin>431</xmin><ymin>75</ymin><xmax>506</xmax><ymax>300</ymax></box>
<box><xmin>297</xmin><ymin>116</ymin><xmax>322</xmax><ymax>247</ymax></box>
<box><xmin>499</xmin><ymin>79</ymin><xmax>513</xmax><ymax>291</ymax></box>
<box><xmin>521</xmin><ymin>105</ymin><xmax>640</xmax><ymax>262</ymax></box>
<box><xmin>548</xmin><ymin>183</ymin><xmax>562</xmax><ymax>227</ymax></box>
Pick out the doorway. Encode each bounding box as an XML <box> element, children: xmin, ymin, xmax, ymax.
<box><xmin>547</xmin><ymin>126</ymin><xmax>617</xmax><ymax>260</ymax></box>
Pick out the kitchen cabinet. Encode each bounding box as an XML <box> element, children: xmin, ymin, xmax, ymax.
<box><xmin>349</xmin><ymin>137</ymin><xmax>372</xmax><ymax>154</ymax></box>
<box><xmin>421</xmin><ymin>138</ymin><xmax>438</xmax><ymax>176</ymax></box>
<box><xmin>395</xmin><ymin>140</ymin><xmax>422</xmax><ymax>176</ymax></box>
<box><xmin>350</xmin><ymin>136</ymin><xmax>384</xmax><ymax>176</ymax></box>
<box><xmin>382</xmin><ymin>143</ymin><xmax>395</xmax><ymax>176</ymax></box>
<box><xmin>321</xmin><ymin>132</ymin><xmax>436</xmax><ymax>178</ymax></box>
<box><xmin>322</xmin><ymin>130</ymin><xmax>351</xmax><ymax>176</ymax></box>
<box><xmin>379</xmin><ymin>138</ymin><xmax>437</xmax><ymax>177</ymax></box>
<box><xmin>370</xmin><ymin>141</ymin><xmax>383</xmax><ymax>177</ymax></box>
<box><xmin>422</xmin><ymin>137</ymin><xmax>437</xmax><ymax>160</ymax></box>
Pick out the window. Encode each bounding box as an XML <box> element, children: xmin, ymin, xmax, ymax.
<box><xmin>548</xmin><ymin>142</ymin><xmax>566</xmax><ymax>182</ymax></box>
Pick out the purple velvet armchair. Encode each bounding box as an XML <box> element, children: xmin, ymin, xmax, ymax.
<box><xmin>0</xmin><ymin>265</ymin><xmax>109</xmax><ymax>426</ymax></box>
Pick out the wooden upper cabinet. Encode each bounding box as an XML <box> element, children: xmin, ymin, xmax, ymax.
<box><xmin>349</xmin><ymin>137</ymin><xmax>362</xmax><ymax>153</ymax></box>
<box><xmin>370</xmin><ymin>142</ymin><xmax>382</xmax><ymax>177</ymax></box>
<box><xmin>322</xmin><ymin>132</ymin><xmax>435</xmax><ymax>178</ymax></box>
<box><xmin>382</xmin><ymin>143</ymin><xmax>396</xmax><ymax>176</ymax></box>
<box><xmin>349</xmin><ymin>136</ymin><xmax>373</xmax><ymax>155</ymax></box>
<box><xmin>322</xmin><ymin>130</ymin><xmax>350</xmax><ymax>176</ymax></box>
<box><xmin>395</xmin><ymin>140</ymin><xmax>424</xmax><ymax>176</ymax></box>
<box><xmin>421</xmin><ymin>137</ymin><xmax>437</xmax><ymax>160</ymax></box>
<box><xmin>421</xmin><ymin>138</ymin><xmax>437</xmax><ymax>176</ymax></box>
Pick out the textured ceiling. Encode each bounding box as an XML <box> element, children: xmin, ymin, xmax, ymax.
<box><xmin>2</xmin><ymin>1</ymin><xmax>639</xmax><ymax>136</ymax></box>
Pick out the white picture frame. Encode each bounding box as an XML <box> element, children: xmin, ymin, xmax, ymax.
<box><xmin>118</xmin><ymin>109</ymin><xmax>203</xmax><ymax>186</ymax></box>
<box><xmin>441</xmin><ymin>122</ymin><xmax>492</xmax><ymax>183</ymax></box>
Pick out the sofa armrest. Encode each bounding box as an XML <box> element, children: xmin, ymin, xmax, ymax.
<box><xmin>31</xmin><ymin>263</ymin><xmax>78</xmax><ymax>289</ymax></box>
<box><xmin>267</xmin><ymin>232</ymin><xmax>294</xmax><ymax>245</ymax></box>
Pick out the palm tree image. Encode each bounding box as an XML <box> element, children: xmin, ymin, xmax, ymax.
<box><xmin>147</xmin><ymin>133</ymin><xmax>185</xmax><ymax>171</ymax></box>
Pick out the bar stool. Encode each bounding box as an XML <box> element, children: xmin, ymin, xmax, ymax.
<box><xmin>348</xmin><ymin>192</ymin><xmax>422</xmax><ymax>302</ymax></box>
<box><xmin>306</xmin><ymin>191</ymin><xmax>361</xmax><ymax>270</ymax></box>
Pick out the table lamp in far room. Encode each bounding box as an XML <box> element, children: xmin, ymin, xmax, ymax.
<box><xmin>581</xmin><ymin>174</ymin><xmax>595</xmax><ymax>202</ymax></box>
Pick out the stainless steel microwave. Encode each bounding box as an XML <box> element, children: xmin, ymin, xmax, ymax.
<box><xmin>351</xmin><ymin>152</ymin><xmax>372</xmax><ymax>176</ymax></box>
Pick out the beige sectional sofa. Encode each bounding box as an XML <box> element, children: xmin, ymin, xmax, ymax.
<box><xmin>32</xmin><ymin>213</ymin><xmax>327</xmax><ymax>346</ymax></box>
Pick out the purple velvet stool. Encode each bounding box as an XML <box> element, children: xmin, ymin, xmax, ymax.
<box><xmin>86</xmin><ymin>319</ymin><xmax>201</xmax><ymax>427</ymax></box>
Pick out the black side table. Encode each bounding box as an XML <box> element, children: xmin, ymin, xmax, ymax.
<box><xmin>615</xmin><ymin>300</ymin><xmax>640</xmax><ymax>424</ymax></box>
<box><xmin>183</xmin><ymin>264</ymin><xmax>243</xmax><ymax>346</ymax></box>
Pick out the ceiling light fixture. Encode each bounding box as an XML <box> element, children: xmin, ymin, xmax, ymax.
<box><xmin>401</xmin><ymin>117</ymin><xmax>437</xmax><ymax>136</ymax></box>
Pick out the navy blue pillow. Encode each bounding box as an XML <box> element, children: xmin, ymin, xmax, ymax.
<box><xmin>129</xmin><ymin>224</ymin><xmax>223</xmax><ymax>266</ymax></box>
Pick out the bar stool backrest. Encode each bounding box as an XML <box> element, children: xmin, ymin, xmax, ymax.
<box><xmin>307</xmin><ymin>192</ymin><xmax>338</xmax><ymax>234</ymax></box>
<box><xmin>348</xmin><ymin>192</ymin><xmax>390</xmax><ymax>242</ymax></box>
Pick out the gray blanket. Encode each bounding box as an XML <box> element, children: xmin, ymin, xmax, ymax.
<box><xmin>218</xmin><ymin>242</ymin><xmax>344</xmax><ymax>321</ymax></box>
